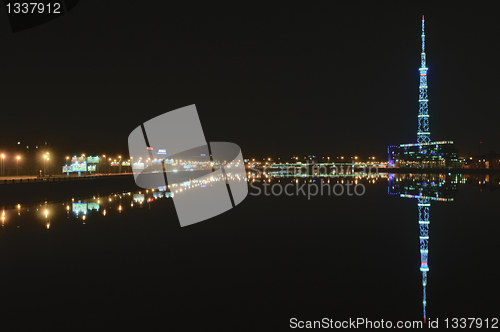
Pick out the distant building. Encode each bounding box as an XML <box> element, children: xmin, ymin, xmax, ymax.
<box><xmin>462</xmin><ymin>151</ymin><xmax>500</xmax><ymax>169</ymax></box>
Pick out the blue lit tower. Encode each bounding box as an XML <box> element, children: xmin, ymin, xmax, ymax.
<box><xmin>417</xmin><ymin>15</ymin><xmax>430</xmax><ymax>143</ymax></box>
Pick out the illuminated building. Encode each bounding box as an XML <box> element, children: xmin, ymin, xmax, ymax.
<box><xmin>388</xmin><ymin>141</ymin><xmax>459</xmax><ymax>168</ymax></box>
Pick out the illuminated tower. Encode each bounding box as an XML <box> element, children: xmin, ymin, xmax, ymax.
<box><xmin>417</xmin><ymin>15</ymin><xmax>430</xmax><ymax>143</ymax></box>
<box><xmin>417</xmin><ymin>17</ymin><xmax>431</xmax><ymax>318</ymax></box>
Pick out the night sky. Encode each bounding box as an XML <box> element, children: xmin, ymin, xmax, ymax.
<box><xmin>1</xmin><ymin>1</ymin><xmax>499</xmax><ymax>160</ymax></box>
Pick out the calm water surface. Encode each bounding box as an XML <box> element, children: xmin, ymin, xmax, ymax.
<box><xmin>0</xmin><ymin>173</ymin><xmax>498</xmax><ymax>330</ymax></box>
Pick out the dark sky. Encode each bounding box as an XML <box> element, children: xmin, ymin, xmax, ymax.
<box><xmin>1</xmin><ymin>1</ymin><xmax>499</xmax><ymax>160</ymax></box>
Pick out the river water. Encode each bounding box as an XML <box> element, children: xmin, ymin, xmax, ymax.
<box><xmin>0</xmin><ymin>173</ymin><xmax>498</xmax><ymax>330</ymax></box>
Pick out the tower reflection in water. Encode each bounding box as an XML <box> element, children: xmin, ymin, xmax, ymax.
<box><xmin>388</xmin><ymin>173</ymin><xmax>458</xmax><ymax>322</ymax></box>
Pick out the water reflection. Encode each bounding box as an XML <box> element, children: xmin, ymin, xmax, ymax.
<box><xmin>0</xmin><ymin>170</ymin><xmax>248</xmax><ymax>229</ymax></box>
<box><xmin>0</xmin><ymin>189</ymin><xmax>174</xmax><ymax>230</ymax></box>
<box><xmin>0</xmin><ymin>170</ymin><xmax>383</xmax><ymax>233</ymax></box>
<box><xmin>388</xmin><ymin>173</ymin><xmax>458</xmax><ymax>322</ymax></box>
<box><xmin>261</xmin><ymin>169</ymin><xmax>387</xmax><ymax>183</ymax></box>
<box><xmin>0</xmin><ymin>171</ymin><xmax>497</xmax><ymax>321</ymax></box>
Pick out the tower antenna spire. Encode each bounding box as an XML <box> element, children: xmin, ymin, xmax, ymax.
<box><xmin>417</xmin><ymin>15</ymin><xmax>430</xmax><ymax>143</ymax></box>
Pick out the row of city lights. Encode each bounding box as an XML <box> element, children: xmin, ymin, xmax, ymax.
<box><xmin>1</xmin><ymin>154</ymin><xmax>22</xmax><ymax>160</ymax></box>
<box><xmin>0</xmin><ymin>153</ymin><xmax>128</xmax><ymax>162</ymax></box>
<box><xmin>0</xmin><ymin>152</ymin><xmax>49</xmax><ymax>162</ymax></box>
<box><xmin>0</xmin><ymin>151</ymin><xmax>130</xmax><ymax>176</ymax></box>
<box><xmin>249</xmin><ymin>156</ymin><xmax>376</xmax><ymax>162</ymax></box>
<box><xmin>65</xmin><ymin>154</ymin><xmax>129</xmax><ymax>162</ymax></box>
<box><xmin>0</xmin><ymin>152</ymin><xmax>492</xmax><ymax>164</ymax></box>
<box><xmin>0</xmin><ymin>153</ymin><xmax>28</xmax><ymax>176</ymax></box>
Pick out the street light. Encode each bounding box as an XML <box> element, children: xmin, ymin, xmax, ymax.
<box><xmin>101</xmin><ymin>155</ymin><xmax>106</xmax><ymax>174</ymax></box>
<box><xmin>43</xmin><ymin>153</ymin><xmax>50</xmax><ymax>177</ymax></box>
<box><xmin>118</xmin><ymin>155</ymin><xmax>122</xmax><ymax>174</ymax></box>
<box><xmin>1</xmin><ymin>154</ymin><xmax>4</xmax><ymax>176</ymax></box>
<box><xmin>43</xmin><ymin>154</ymin><xmax>48</xmax><ymax>176</ymax></box>
<box><xmin>16</xmin><ymin>156</ymin><xmax>20</xmax><ymax>176</ymax></box>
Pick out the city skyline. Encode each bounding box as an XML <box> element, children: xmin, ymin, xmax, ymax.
<box><xmin>1</xmin><ymin>2</ymin><xmax>499</xmax><ymax>159</ymax></box>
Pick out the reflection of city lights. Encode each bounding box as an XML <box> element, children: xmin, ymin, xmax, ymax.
<box><xmin>46</xmin><ymin>222</ymin><xmax>50</xmax><ymax>229</ymax></box>
<box><xmin>103</xmin><ymin>210</ymin><xmax>106</xmax><ymax>216</ymax></box>
<box><xmin>44</xmin><ymin>209</ymin><xmax>48</xmax><ymax>218</ymax></box>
